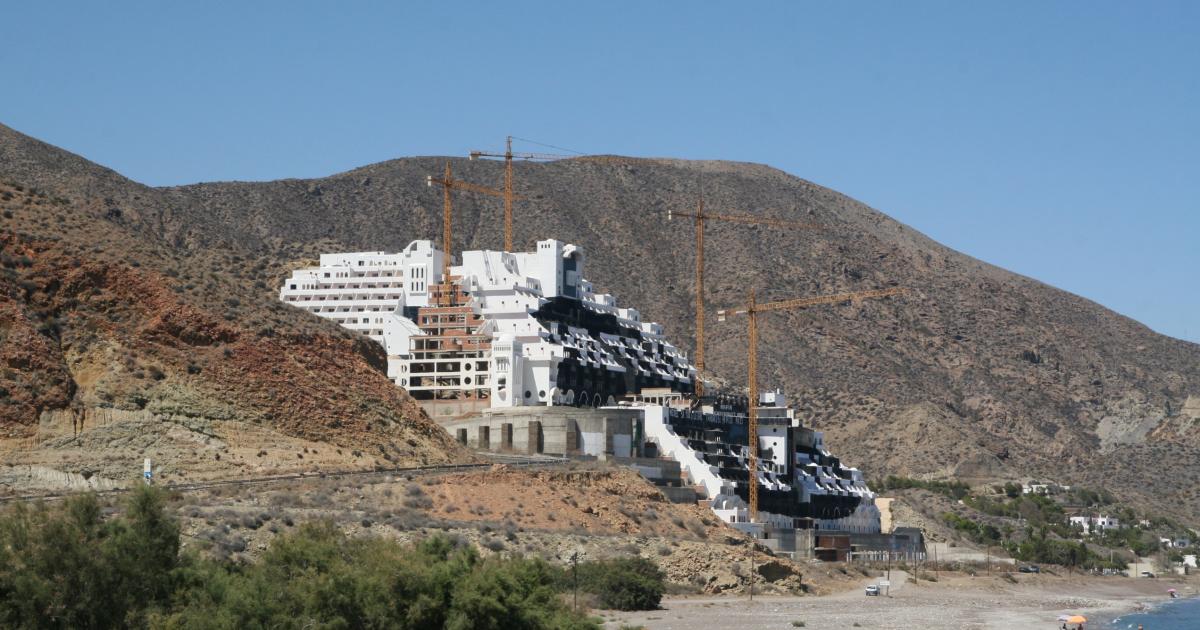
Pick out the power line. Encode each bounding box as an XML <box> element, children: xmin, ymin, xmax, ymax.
<box><xmin>509</xmin><ymin>136</ymin><xmax>586</xmax><ymax>155</ymax></box>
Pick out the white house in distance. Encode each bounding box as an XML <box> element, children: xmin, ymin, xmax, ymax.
<box><xmin>1070</xmin><ymin>515</ymin><xmax>1120</xmax><ymax>534</ymax></box>
<box><xmin>1022</xmin><ymin>480</ymin><xmax>1070</xmax><ymax>495</ymax></box>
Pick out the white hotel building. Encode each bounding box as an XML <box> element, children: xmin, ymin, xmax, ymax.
<box><xmin>280</xmin><ymin>238</ymin><xmax>880</xmax><ymax>538</ymax></box>
<box><xmin>280</xmin><ymin>239</ymin><xmax>696</xmax><ymax>416</ymax></box>
<box><xmin>279</xmin><ymin>241</ymin><xmax>444</xmax><ymax>381</ymax></box>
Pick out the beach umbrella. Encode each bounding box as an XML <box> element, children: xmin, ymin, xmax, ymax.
<box><xmin>1167</xmin><ymin>588</ymin><xmax>1177</xmax><ymax>592</ymax></box>
<box><xmin>1066</xmin><ymin>615</ymin><xmax>1087</xmax><ymax>623</ymax></box>
<box><xmin>1056</xmin><ymin>614</ymin><xmax>1072</xmax><ymax>621</ymax></box>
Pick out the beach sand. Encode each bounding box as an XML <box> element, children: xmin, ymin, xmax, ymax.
<box><xmin>601</xmin><ymin>570</ymin><xmax>1197</xmax><ymax>629</ymax></box>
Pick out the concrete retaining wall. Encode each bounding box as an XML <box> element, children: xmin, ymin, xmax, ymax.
<box><xmin>441</xmin><ymin>406</ymin><xmax>641</xmax><ymax>457</ymax></box>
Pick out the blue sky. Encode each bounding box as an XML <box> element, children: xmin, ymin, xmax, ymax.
<box><xmin>2</xmin><ymin>2</ymin><xmax>1197</xmax><ymax>343</ymax></box>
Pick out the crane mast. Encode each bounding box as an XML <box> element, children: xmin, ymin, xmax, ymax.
<box><xmin>468</xmin><ymin>136</ymin><xmax>559</xmax><ymax>251</ymax></box>
<box><xmin>426</xmin><ymin>161</ymin><xmax>512</xmax><ymax>303</ymax></box>
<box><xmin>746</xmin><ymin>288</ymin><xmax>758</xmax><ymax>518</ymax></box>
<box><xmin>504</xmin><ymin>136</ymin><xmax>514</xmax><ymax>251</ymax></box>
<box><xmin>669</xmin><ymin>204</ymin><xmax>822</xmax><ymax>396</ymax></box>
<box><xmin>717</xmin><ymin>286</ymin><xmax>905</xmax><ymax>522</ymax></box>
<box><xmin>694</xmin><ymin>200</ymin><xmax>705</xmax><ymax>392</ymax></box>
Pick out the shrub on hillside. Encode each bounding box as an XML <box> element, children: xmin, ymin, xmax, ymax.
<box><xmin>570</xmin><ymin>557</ymin><xmax>665</xmax><ymax>611</ymax></box>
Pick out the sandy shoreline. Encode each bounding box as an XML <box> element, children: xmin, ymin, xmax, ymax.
<box><xmin>602</xmin><ymin>570</ymin><xmax>1198</xmax><ymax>629</ymax></box>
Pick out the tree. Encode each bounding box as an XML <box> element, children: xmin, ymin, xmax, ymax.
<box><xmin>0</xmin><ymin>487</ymin><xmax>181</xmax><ymax>629</ymax></box>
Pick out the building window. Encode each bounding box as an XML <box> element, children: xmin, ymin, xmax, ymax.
<box><xmin>524</xmin><ymin>390</ymin><xmax>532</xmax><ymax>399</ymax></box>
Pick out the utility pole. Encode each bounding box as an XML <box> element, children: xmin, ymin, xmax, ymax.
<box><xmin>571</xmin><ymin>551</ymin><xmax>580</xmax><ymax>612</ymax></box>
<box><xmin>749</xmin><ymin>539</ymin><xmax>755</xmax><ymax>602</ymax></box>
<box><xmin>886</xmin><ymin>551</ymin><xmax>892</xmax><ymax>596</ymax></box>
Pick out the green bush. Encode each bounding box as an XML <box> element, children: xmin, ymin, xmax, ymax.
<box><xmin>874</xmin><ymin>475</ymin><xmax>970</xmax><ymax>500</ymax></box>
<box><xmin>0</xmin><ymin>486</ymin><xmax>180</xmax><ymax>628</ymax></box>
<box><xmin>162</xmin><ymin>525</ymin><xmax>597</xmax><ymax>629</ymax></box>
<box><xmin>941</xmin><ymin>512</ymin><xmax>1001</xmax><ymax>545</ymax></box>
<box><xmin>571</xmin><ymin>557</ymin><xmax>665</xmax><ymax>611</ymax></box>
<box><xmin>0</xmin><ymin>489</ymin><xmax>598</xmax><ymax>629</ymax></box>
<box><xmin>1005</xmin><ymin>528</ymin><xmax>1125</xmax><ymax>571</ymax></box>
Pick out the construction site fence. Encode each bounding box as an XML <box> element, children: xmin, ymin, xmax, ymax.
<box><xmin>850</xmin><ymin>551</ymin><xmax>928</xmax><ymax>564</ymax></box>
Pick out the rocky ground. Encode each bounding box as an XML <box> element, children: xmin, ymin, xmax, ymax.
<box><xmin>148</xmin><ymin>462</ymin><xmax>855</xmax><ymax>597</ymax></box>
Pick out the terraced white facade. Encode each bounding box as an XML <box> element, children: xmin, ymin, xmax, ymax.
<box><xmin>280</xmin><ymin>238</ymin><xmax>696</xmax><ymax>415</ymax></box>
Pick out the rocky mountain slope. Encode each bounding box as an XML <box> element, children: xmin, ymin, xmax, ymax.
<box><xmin>0</xmin><ymin>131</ymin><xmax>470</xmax><ymax>489</ymax></box>
<box><xmin>1</xmin><ymin>123</ymin><xmax>1197</xmax><ymax>520</ymax></box>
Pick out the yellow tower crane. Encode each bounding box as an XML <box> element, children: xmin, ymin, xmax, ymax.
<box><xmin>669</xmin><ymin>201</ymin><xmax>822</xmax><ymax>396</ymax></box>
<box><xmin>426</xmin><ymin>161</ymin><xmax>519</xmax><ymax>302</ymax></box>
<box><xmin>469</xmin><ymin>136</ymin><xmax>562</xmax><ymax>251</ymax></box>
<box><xmin>717</xmin><ymin>286</ymin><xmax>905</xmax><ymax>522</ymax></box>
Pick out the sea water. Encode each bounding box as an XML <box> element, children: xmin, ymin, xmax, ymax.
<box><xmin>1108</xmin><ymin>596</ymin><xmax>1200</xmax><ymax>629</ymax></box>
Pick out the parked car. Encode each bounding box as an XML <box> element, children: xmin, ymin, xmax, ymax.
<box><xmin>1018</xmin><ymin>565</ymin><xmax>1040</xmax><ymax>573</ymax></box>
<box><xmin>865</xmin><ymin>585</ymin><xmax>880</xmax><ymax>596</ymax></box>
<box><xmin>1140</xmin><ymin>570</ymin><xmax>1156</xmax><ymax>578</ymax></box>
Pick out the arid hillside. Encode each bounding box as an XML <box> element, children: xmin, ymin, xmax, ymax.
<box><xmin>0</xmin><ymin>147</ymin><xmax>470</xmax><ymax>489</ymax></box>
<box><xmin>170</xmin><ymin>462</ymin><xmax>841</xmax><ymax>596</ymax></box>
<box><xmin>1</xmin><ymin>123</ymin><xmax>1197</xmax><ymax>520</ymax></box>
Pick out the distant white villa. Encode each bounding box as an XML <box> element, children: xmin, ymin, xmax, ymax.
<box><xmin>1070</xmin><ymin>515</ymin><xmax>1120</xmax><ymax>534</ymax></box>
<box><xmin>1022</xmin><ymin>480</ymin><xmax>1070</xmax><ymax>495</ymax></box>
